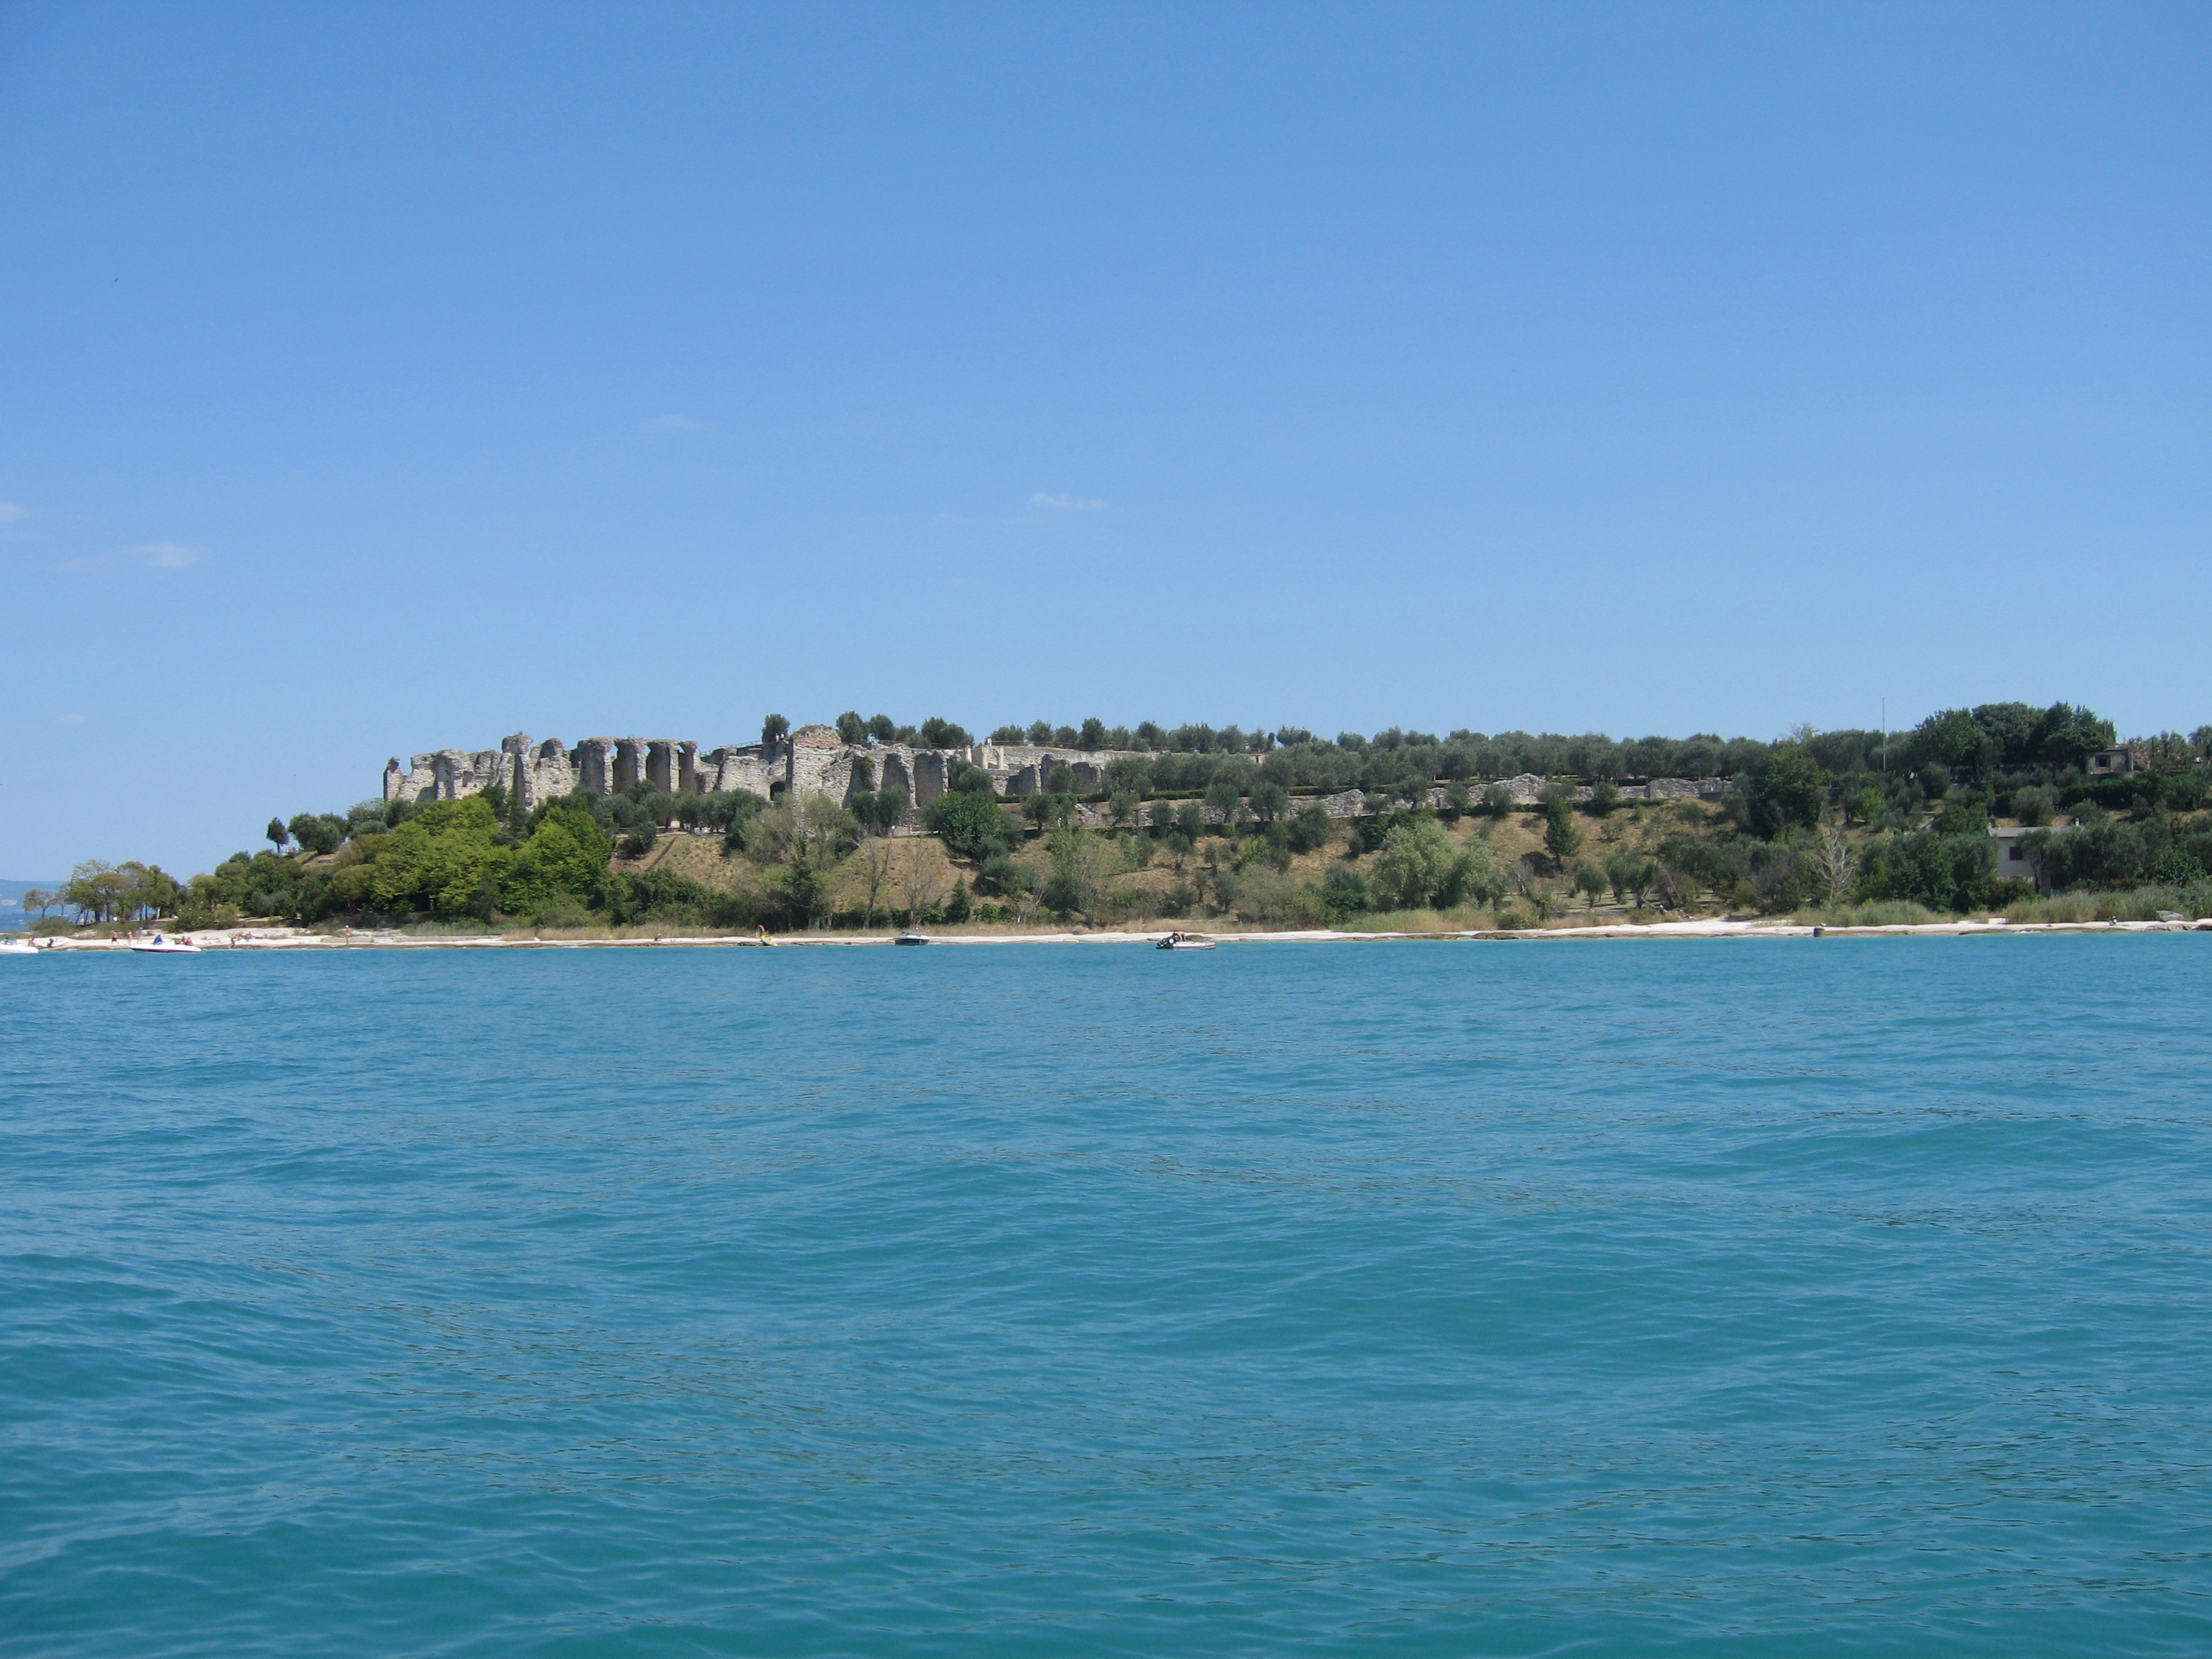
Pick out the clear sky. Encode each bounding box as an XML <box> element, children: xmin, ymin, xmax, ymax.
<box><xmin>1</xmin><ymin>2</ymin><xmax>2206</xmax><ymax>878</ymax></box>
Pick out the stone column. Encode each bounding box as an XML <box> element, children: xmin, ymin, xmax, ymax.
<box><xmin>913</xmin><ymin>751</ymin><xmax>948</xmax><ymax>807</ymax></box>
<box><xmin>531</xmin><ymin>738</ymin><xmax>575</xmax><ymax>806</ymax></box>
<box><xmin>574</xmin><ymin>739</ymin><xmax>614</xmax><ymax>796</ymax></box>
<box><xmin>502</xmin><ymin>734</ymin><xmax>533</xmax><ymax>811</ymax></box>
<box><xmin>431</xmin><ymin>750</ymin><xmax>469</xmax><ymax>801</ymax></box>
<box><xmin>613</xmin><ymin>739</ymin><xmax>645</xmax><ymax>792</ymax></box>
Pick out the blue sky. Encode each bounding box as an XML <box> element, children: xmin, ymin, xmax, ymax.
<box><xmin>1</xmin><ymin>2</ymin><xmax>2206</xmax><ymax>877</ymax></box>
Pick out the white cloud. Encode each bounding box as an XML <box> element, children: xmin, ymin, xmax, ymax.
<box><xmin>58</xmin><ymin>713</ymin><xmax>86</xmax><ymax>725</ymax></box>
<box><xmin>53</xmin><ymin>541</ymin><xmax>204</xmax><ymax>572</ymax></box>
<box><xmin>1032</xmin><ymin>493</ymin><xmax>1105</xmax><ymax>511</ymax></box>
<box><xmin>0</xmin><ymin>501</ymin><xmax>27</xmax><ymax>522</ymax></box>
<box><xmin>654</xmin><ymin>413</ymin><xmax>700</xmax><ymax>431</ymax></box>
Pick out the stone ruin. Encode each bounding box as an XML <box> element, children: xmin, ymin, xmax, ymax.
<box><xmin>383</xmin><ymin>729</ymin><xmax>1731</xmax><ymax>831</ymax></box>
<box><xmin>382</xmin><ymin>727</ymin><xmax>1135</xmax><ymax>820</ymax></box>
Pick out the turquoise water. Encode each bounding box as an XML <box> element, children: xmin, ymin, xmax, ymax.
<box><xmin>4</xmin><ymin>938</ymin><xmax>2211</xmax><ymax>1656</ymax></box>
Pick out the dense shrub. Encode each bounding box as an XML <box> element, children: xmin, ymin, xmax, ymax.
<box><xmin>927</xmin><ymin>789</ymin><xmax>1012</xmax><ymax>860</ymax></box>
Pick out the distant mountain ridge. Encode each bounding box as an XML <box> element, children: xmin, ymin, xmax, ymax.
<box><xmin>0</xmin><ymin>878</ymin><xmax>65</xmax><ymax>924</ymax></box>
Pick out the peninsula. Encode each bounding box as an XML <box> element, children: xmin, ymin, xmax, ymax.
<box><xmin>27</xmin><ymin>702</ymin><xmax>2212</xmax><ymax>941</ymax></box>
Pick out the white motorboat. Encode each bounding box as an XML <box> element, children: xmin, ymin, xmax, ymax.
<box><xmin>0</xmin><ymin>938</ymin><xmax>39</xmax><ymax>957</ymax></box>
<box><xmin>894</xmin><ymin>930</ymin><xmax>930</xmax><ymax>946</ymax></box>
<box><xmin>1155</xmin><ymin>932</ymin><xmax>1215</xmax><ymax>950</ymax></box>
<box><xmin>130</xmin><ymin>934</ymin><xmax>202</xmax><ymax>955</ymax></box>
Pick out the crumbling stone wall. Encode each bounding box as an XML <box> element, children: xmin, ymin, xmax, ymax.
<box><xmin>382</xmin><ymin>732</ymin><xmax>1727</xmax><ymax>824</ymax></box>
<box><xmin>977</xmin><ymin>744</ymin><xmax>1122</xmax><ymax>795</ymax></box>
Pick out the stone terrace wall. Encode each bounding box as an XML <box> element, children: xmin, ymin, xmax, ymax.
<box><xmin>384</xmin><ymin>734</ymin><xmax>1726</xmax><ymax>822</ymax></box>
<box><xmin>382</xmin><ymin>729</ymin><xmax>1146</xmax><ymax>816</ymax></box>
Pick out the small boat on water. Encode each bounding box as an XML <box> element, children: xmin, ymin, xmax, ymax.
<box><xmin>131</xmin><ymin>934</ymin><xmax>202</xmax><ymax>955</ymax></box>
<box><xmin>1156</xmin><ymin>932</ymin><xmax>1215</xmax><ymax>950</ymax></box>
<box><xmin>0</xmin><ymin>938</ymin><xmax>39</xmax><ymax>957</ymax></box>
<box><xmin>894</xmin><ymin>930</ymin><xmax>930</xmax><ymax>946</ymax></box>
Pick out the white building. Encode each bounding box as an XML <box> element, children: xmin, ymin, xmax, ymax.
<box><xmin>1990</xmin><ymin>825</ymin><xmax>2064</xmax><ymax>893</ymax></box>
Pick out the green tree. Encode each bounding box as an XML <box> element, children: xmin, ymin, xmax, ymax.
<box><xmin>369</xmin><ymin>796</ymin><xmax>508</xmax><ymax>917</ymax></box>
<box><xmin>287</xmin><ymin>812</ymin><xmax>344</xmax><ymax>856</ymax></box>
<box><xmin>1604</xmin><ymin>852</ymin><xmax>1647</xmax><ymax>905</ymax></box>
<box><xmin>989</xmin><ymin>724</ymin><xmax>1026</xmax><ymax>743</ymax></box>
<box><xmin>555</xmin><ymin>819</ymin><xmax>609</xmax><ymax>897</ymax></box>
<box><xmin>1287</xmin><ymin>803</ymin><xmax>1333</xmax><ymax>854</ymax></box>
<box><xmin>1542</xmin><ymin>796</ymin><xmax>1582</xmax><ymax>866</ymax></box>
<box><xmin>64</xmin><ymin>859</ymin><xmax>128</xmax><ymax>923</ymax></box>
<box><xmin>1373</xmin><ymin>819</ymin><xmax>1459</xmax><ymax>909</ymax></box>
<box><xmin>1079</xmin><ymin>716</ymin><xmax>1107</xmax><ymax>749</ymax></box>
<box><xmin>929</xmin><ymin>789</ymin><xmax>1010</xmax><ymax>860</ymax></box>
<box><xmin>266</xmin><ymin>817</ymin><xmax>289</xmax><ymax>852</ymax></box>
<box><xmin>1203</xmin><ymin>778</ymin><xmax>1242</xmax><ymax>830</ymax></box>
<box><xmin>853</xmin><ymin>786</ymin><xmax>910</xmax><ymax>835</ymax></box>
<box><xmin>920</xmin><ymin>716</ymin><xmax>973</xmax><ymax>748</ymax></box>
<box><xmin>1042</xmin><ymin>827</ymin><xmax>1117</xmax><ymax>917</ymax></box>
<box><xmin>1969</xmin><ymin>702</ymin><xmax>2041</xmax><ymax>769</ymax></box>
<box><xmin>498</xmin><ymin>804</ymin><xmax>611</xmax><ymax>913</ymax></box>
<box><xmin>780</xmin><ymin>844</ymin><xmax>830</xmax><ymax>928</ymax></box>
<box><xmin>835</xmin><ymin>710</ymin><xmax>867</xmax><ymax>744</ymax></box>
<box><xmin>1933</xmin><ymin>796</ymin><xmax>1987</xmax><ymax>836</ymax></box>
<box><xmin>1572</xmin><ymin>859</ymin><xmax>1607</xmax><ymax>910</ymax></box>
<box><xmin>1436</xmin><ymin>837</ymin><xmax>1501</xmax><ymax>907</ymax></box>
<box><xmin>1321</xmin><ymin>864</ymin><xmax>1370</xmax><ymax>917</ymax></box>
<box><xmin>2031</xmin><ymin>702</ymin><xmax>2116</xmax><ymax>768</ymax></box>
<box><xmin>1910</xmin><ymin>709</ymin><xmax>1982</xmax><ymax>774</ymax></box>
<box><xmin>761</xmin><ymin>713</ymin><xmax>790</xmax><ymax>745</ymax></box>
<box><xmin>1249</xmin><ymin>781</ymin><xmax>1290</xmax><ymax>823</ymax></box>
<box><xmin>1741</xmin><ymin>742</ymin><xmax>1827</xmax><ymax>838</ymax></box>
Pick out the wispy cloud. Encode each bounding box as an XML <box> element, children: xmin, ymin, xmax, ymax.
<box><xmin>0</xmin><ymin>501</ymin><xmax>27</xmax><ymax>523</ymax></box>
<box><xmin>654</xmin><ymin>413</ymin><xmax>700</xmax><ymax>431</ymax></box>
<box><xmin>53</xmin><ymin>541</ymin><xmax>204</xmax><ymax>572</ymax></box>
<box><xmin>1033</xmin><ymin>493</ymin><xmax>1105</xmax><ymax>511</ymax></box>
<box><xmin>58</xmin><ymin>713</ymin><xmax>86</xmax><ymax>726</ymax></box>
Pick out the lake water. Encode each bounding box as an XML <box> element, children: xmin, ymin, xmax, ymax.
<box><xmin>4</xmin><ymin>937</ymin><xmax>2210</xmax><ymax>1656</ymax></box>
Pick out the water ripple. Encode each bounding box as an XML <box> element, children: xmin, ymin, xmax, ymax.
<box><xmin>3</xmin><ymin>938</ymin><xmax>2210</xmax><ymax>1655</ymax></box>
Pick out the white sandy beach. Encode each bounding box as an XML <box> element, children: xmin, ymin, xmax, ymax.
<box><xmin>22</xmin><ymin>915</ymin><xmax>2212</xmax><ymax>952</ymax></box>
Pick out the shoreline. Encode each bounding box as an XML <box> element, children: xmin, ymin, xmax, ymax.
<box><xmin>21</xmin><ymin>915</ymin><xmax>2212</xmax><ymax>951</ymax></box>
